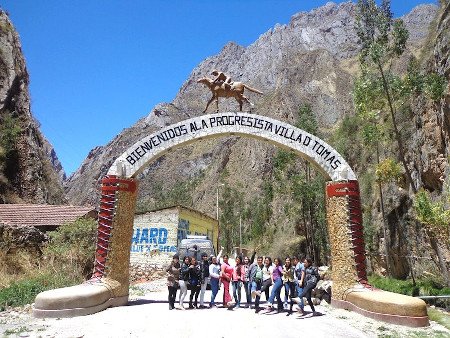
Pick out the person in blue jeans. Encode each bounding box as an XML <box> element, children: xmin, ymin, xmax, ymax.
<box><xmin>249</xmin><ymin>256</ymin><xmax>264</xmax><ymax>312</ymax></box>
<box><xmin>241</xmin><ymin>251</ymin><xmax>256</xmax><ymax>308</ymax></box>
<box><xmin>292</xmin><ymin>256</ymin><xmax>305</xmax><ymax>310</ymax></box>
<box><xmin>282</xmin><ymin>256</ymin><xmax>296</xmax><ymax>315</ymax></box>
<box><xmin>230</xmin><ymin>256</ymin><xmax>243</xmax><ymax>308</ymax></box>
<box><xmin>208</xmin><ymin>255</ymin><xmax>221</xmax><ymax>308</ymax></box>
<box><xmin>293</xmin><ymin>257</ymin><xmax>318</xmax><ymax>316</ymax></box>
<box><xmin>266</xmin><ymin>257</ymin><xmax>283</xmax><ymax>312</ymax></box>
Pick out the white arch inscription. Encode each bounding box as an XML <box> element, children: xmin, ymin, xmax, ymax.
<box><xmin>108</xmin><ymin>112</ymin><xmax>355</xmax><ymax>181</ymax></box>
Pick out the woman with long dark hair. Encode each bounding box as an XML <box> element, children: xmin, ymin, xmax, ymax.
<box><xmin>293</xmin><ymin>257</ymin><xmax>319</xmax><ymax>316</ymax></box>
<box><xmin>208</xmin><ymin>255</ymin><xmax>221</xmax><ymax>308</ymax></box>
<box><xmin>166</xmin><ymin>254</ymin><xmax>180</xmax><ymax>310</ymax></box>
<box><xmin>230</xmin><ymin>255</ymin><xmax>243</xmax><ymax>308</ymax></box>
<box><xmin>242</xmin><ymin>251</ymin><xmax>256</xmax><ymax>308</ymax></box>
<box><xmin>188</xmin><ymin>256</ymin><xmax>202</xmax><ymax>309</ymax></box>
<box><xmin>282</xmin><ymin>256</ymin><xmax>296</xmax><ymax>315</ymax></box>
<box><xmin>220</xmin><ymin>255</ymin><xmax>233</xmax><ymax>307</ymax></box>
<box><xmin>265</xmin><ymin>257</ymin><xmax>283</xmax><ymax>312</ymax></box>
<box><xmin>177</xmin><ymin>256</ymin><xmax>190</xmax><ymax>310</ymax></box>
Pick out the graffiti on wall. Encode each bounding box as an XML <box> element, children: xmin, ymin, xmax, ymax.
<box><xmin>131</xmin><ymin>219</ymin><xmax>213</xmax><ymax>254</ymax></box>
<box><xmin>130</xmin><ymin>227</ymin><xmax>177</xmax><ymax>253</ymax></box>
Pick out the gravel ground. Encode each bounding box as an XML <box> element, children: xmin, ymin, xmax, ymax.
<box><xmin>1</xmin><ymin>278</ymin><xmax>449</xmax><ymax>338</ymax></box>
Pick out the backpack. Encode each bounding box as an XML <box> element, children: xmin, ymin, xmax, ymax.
<box><xmin>255</xmin><ymin>266</ymin><xmax>263</xmax><ymax>281</ymax></box>
<box><xmin>306</xmin><ymin>266</ymin><xmax>320</xmax><ymax>285</ymax></box>
<box><xmin>313</xmin><ymin>267</ymin><xmax>320</xmax><ymax>281</ymax></box>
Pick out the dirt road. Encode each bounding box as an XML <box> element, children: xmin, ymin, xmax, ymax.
<box><xmin>1</xmin><ymin>280</ymin><xmax>449</xmax><ymax>338</ymax></box>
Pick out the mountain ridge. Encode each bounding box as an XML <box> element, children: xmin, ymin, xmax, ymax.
<box><xmin>65</xmin><ymin>2</ymin><xmax>438</xmax><ymax>208</ymax></box>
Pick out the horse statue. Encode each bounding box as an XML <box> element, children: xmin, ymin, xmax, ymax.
<box><xmin>197</xmin><ymin>77</ymin><xmax>263</xmax><ymax>113</ymax></box>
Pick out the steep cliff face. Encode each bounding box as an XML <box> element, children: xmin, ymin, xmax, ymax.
<box><xmin>65</xmin><ymin>3</ymin><xmax>438</xmax><ymax>217</ymax></box>
<box><xmin>0</xmin><ymin>10</ymin><xmax>66</xmax><ymax>204</ymax></box>
<box><xmin>363</xmin><ymin>3</ymin><xmax>450</xmax><ymax>279</ymax></box>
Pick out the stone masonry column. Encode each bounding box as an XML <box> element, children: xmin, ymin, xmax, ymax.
<box><xmin>326</xmin><ymin>180</ymin><xmax>367</xmax><ymax>299</ymax></box>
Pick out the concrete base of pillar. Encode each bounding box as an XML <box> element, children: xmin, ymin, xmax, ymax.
<box><xmin>332</xmin><ymin>286</ymin><xmax>429</xmax><ymax>327</ymax></box>
<box><xmin>33</xmin><ymin>279</ymin><xmax>128</xmax><ymax>318</ymax></box>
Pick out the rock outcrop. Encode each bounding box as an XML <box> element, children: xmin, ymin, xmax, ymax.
<box><xmin>0</xmin><ymin>10</ymin><xmax>66</xmax><ymax>204</ymax></box>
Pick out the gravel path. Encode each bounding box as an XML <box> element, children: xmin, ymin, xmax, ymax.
<box><xmin>1</xmin><ymin>279</ymin><xmax>449</xmax><ymax>338</ymax></box>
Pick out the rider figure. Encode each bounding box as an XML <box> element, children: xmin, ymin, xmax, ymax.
<box><xmin>211</xmin><ymin>70</ymin><xmax>233</xmax><ymax>91</ymax></box>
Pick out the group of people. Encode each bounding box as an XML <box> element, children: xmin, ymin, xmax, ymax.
<box><xmin>165</xmin><ymin>248</ymin><xmax>321</xmax><ymax>317</ymax></box>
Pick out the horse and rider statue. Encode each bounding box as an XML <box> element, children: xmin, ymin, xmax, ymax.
<box><xmin>197</xmin><ymin>70</ymin><xmax>263</xmax><ymax>113</ymax></box>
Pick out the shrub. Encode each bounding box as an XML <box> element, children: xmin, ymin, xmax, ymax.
<box><xmin>375</xmin><ymin>158</ymin><xmax>403</xmax><ymax>184</ymax></box>
<box><xmin>413</xmin><ymin>189</ymin><xmax>450</xmax><ymax>243</ymax></box>
<box><xmin>425</xmin><ymin>73</ymin><xmax>447</xmax><ymax>101</ymax></box>
<box><xmin>44</xmin><ymin>218</ymin><xmax>97</xmax><ymax>279</ymax></box>
<box><xmin>368</xmin><ymin>275</ymin><xmax>450</xmax><ymax>309</ymax></box>
<box><xmin>0</xmin><ymin>271</ymin><xmax>75</xmax><ymax>310</ymax></box>
<box><xmin>0</xmin><ymin>218</ymin><xmax>97</xmax><ymax>308</ymax></box>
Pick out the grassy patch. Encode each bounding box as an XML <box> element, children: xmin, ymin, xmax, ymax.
<box><xmin>427</xmin><ymin>307</ymin><xmax>450</xmax><ymax>330</ymax></box>
<box><xmin>129</xmin><ymin>285</ymin><xmax>145</xmax><ymax>297</ymax></box>
<box><xmin>0</xmin><ymin>271</ymin><xmax>78</xmax><ymax>309</ymax></box>
<box><xmin>406</xmin><ymin>332</ymin><xmax>449</xmax><ymax>338</ymax></box>
<box><xmin>3</xmin><ymin>326</ymin><xmax>29</xmax><ymax>336</ymax></box>
<box><xmin>368</xmin><ymin>275</ymin><xmax>450</xmax><ymax>297</ymax></box>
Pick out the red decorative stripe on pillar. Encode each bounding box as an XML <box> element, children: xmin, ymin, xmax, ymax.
<box><xmin>92</xmin><ymin>175</ymin><xmax>136</xmax><ymax>279</ymax></box>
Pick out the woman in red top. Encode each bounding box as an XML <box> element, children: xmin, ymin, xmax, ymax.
<box><xmin>220</xmin><ymin>255</ymin><xmax>233</xmax><ymax>307</ymax></box>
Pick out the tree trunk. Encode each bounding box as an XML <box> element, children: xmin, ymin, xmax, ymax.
<box><xmin>376</xmin><ymin>145</ymin><xmax>390</xmax><ymax>276</ymax></box>
<box><xmin>428</xmin><ymin>231</ymin><xmax>450</xmax><ymax>287</ymax></box>
<box><xmin>377</xmin><ymin>63</ymin><xmax>417</xmax><ymax>194</ymax></box>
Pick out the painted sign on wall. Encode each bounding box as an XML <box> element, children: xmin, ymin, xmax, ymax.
<box><xmin>130</xmin><ymin>226</ymin><xmax>177</xmax><ymax>253</ymax></box>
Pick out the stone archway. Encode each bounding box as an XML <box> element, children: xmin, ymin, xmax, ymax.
<box><xmin>33</xmin><ymin>113</ymin><xmax>428</xmax><ymax>327</ymax></box>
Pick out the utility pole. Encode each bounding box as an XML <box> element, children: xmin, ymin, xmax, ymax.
<box><xmin>239</xmin><ymin>214</ymin><xmax>242</xmax><ymax>255</ymax></box>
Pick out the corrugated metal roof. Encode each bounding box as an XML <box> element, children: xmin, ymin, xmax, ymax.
<box><xmin>138</xmin><ymin>205</ymin><xmax>218</xmax><ymax>222</ymax></box>
<box><xmin>0</xmin><ymin>204</ymin><xmax>96</xmax><ymax>228</ymax></box>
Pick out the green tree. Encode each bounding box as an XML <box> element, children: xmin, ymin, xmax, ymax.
<box><xmin>355</xmin><ymin>0</ymin><xmax>416</xmax><ymax>192</ymax></box>
<box><xmin>219</xmin><ymin>183</ymin><xmax>244</xmax><ymax>253</ymax></box>
<box><xmin>45</xmin><ymin>218</ymin><xmax>97</xmax><ymax>279</ymax></box>
<box><xmin>355</xmin><ymin>0</ymin><xmax>448</xmax><ymax>281</ymax></box>
<box><xmin>414</xmin><ymin>189</ymin><xmax>450</xmax><ymax>286</ymax></box>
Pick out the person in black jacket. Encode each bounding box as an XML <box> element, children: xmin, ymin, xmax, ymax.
<box><xmin>198</xmin><ymin>252</ymin><xmax>210</xmax><ymax>308</ymax></box>
<box><xmin>293</xmin><ymin>257</ymin><xmax>319</xmax><ymax>316</ymax></box>
<box><xmin>177</xmin><ymin>256</ymin><xmax>190</xmax><ymax>310</ymax></box>
<box><xmin>188</xmin><ymin>256</ymin><xmax>202</xmax><ymax>309</ymax></box>
<box><xmin>166</xmin><ymin>254</ymin><xmax>180</xmax><ymax>310</ymax></box>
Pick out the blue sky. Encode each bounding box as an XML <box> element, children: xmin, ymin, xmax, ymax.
<box><xmin>1</xmin><ymin>1</ymin><xmax>435</xmax><ymax>175</ymax></box>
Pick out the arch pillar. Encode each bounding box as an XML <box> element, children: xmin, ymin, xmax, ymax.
<box><xmin>326</xmin><ymin>180</ymin><xmax>367</xmax><ymax>299</ymax></box>
<box><xmin>33</xmin><ymin>176</ymin><xmax>137</xmax><ymax>318</ymax></box>
<box><xmin>326</xmin><ymin>180</ymin><xmax>429</xmax><ymax>327</ymax></box>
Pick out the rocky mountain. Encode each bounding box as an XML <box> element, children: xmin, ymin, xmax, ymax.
<box><xmin>65</xmin><ymin>1</ymin><xmax>448</xmax><ymax>278</ymax></box>
<box><xmin>0</xmin><ymin>10</ymin><xmax>66</xmax><ymax>204</ymax></box>
<box><xmin>65</xmin><ymin>2</ymin><xmax>438</xmax><ymax>203</ymax></box>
